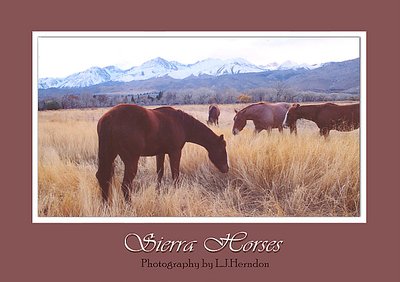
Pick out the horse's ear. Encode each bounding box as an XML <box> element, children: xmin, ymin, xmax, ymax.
<box><xmin>234</xmin><ymin>109</ymin><xmax>238</xmax><ymax>113</ymax></box>
<box><xmin>294</xmin><ymin>103</ymin><xmax>300</xmax><ymax>108</ymax></box>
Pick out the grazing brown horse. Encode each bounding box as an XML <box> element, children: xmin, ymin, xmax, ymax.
<box><xmin>282</xmin><ymin>102</ymin><xmax>360</xmax><ymax>138</ymax></box>
<box><xmin>207</xmin><ymin>104</ymin><xmax>220</xmax><ymax>126</ymax></box>
<box><xmin>232</xmin><ymin>102</ymin><xmax>297</xmax><ymax>135</ymax></box>
<box><xmin>96</xmin><ymin>104</ymin><xmax>229</xmax><ymax>202</ymax></box>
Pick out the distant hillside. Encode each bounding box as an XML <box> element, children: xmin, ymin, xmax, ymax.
<box><xmin>286</xmin><ymin>59</ymin><xmax>360</xmax><ymax>93</ymax></box>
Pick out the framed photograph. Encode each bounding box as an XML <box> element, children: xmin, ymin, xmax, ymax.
<box><xmin>33</xmin><ymin>31</ymin><xmax>366</xmax><ymax>224</ymax></box>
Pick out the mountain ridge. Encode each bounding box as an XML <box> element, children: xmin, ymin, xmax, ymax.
<box><xmin>38</xmin><ymin>57</ymin><xmax>330</xmax><ymax>89</ymax></box>
<box><xmin>38</xmin><ymin>58</ymin><xmax>360</xmax><ymax>99</ymax></box>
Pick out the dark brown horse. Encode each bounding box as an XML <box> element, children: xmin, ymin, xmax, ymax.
<box><xmin>96</xmin><ymin>104</ymin><xmax>229</xmax><ymax>202</ymax></box>
<box><xmin>207</xmin><ymin>104</ymin><xmax>220</xmax><ymax>126</ymax></box>
<box><xmin>232</xmin><ymin>102</ymin><xmax>297</xmax><ymax>135</ymax></box>
<box><xmin>283</xmin><ymin>102</ymin><xmax>360</xmax><ymax>137</ymax></box>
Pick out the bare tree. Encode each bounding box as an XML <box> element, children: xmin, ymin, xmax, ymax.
<box><xmin>274</xmin><ymin>81</ymin><xmax>288</xmax><ymax>101</ymax></box>
<box><xmin>247</xmin><ymin>88</ymin><xmax>265</xmax><ymax>102</ymax></box>
<box><xmin>61</xmin><ymin>94</ymin><xmax>79</xmax><ymax>109</ymax></box>
<box><xmin>165</xmin><ymin>92</ymin><xmax>177</xmax><ymax>104</ymax></box>
<box><xmin>183</xmin><ymin>93</ymin><xmax>193</xmax><ymax>104</ymax></box>
<box><xmin>80</xmin><ymin>93</ymin><xmax>95</xmax><ymax>108</ymax></box>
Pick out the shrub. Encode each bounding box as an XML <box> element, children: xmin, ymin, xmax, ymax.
<box><xmin>237</xmin><ymin>94</ymin><xmax>252</xmax><ymax>103</ymax></box>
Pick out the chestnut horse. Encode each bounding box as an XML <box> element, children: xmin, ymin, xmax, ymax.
<box><xmin>96</xmin><ymin>104</ymin><xmax>229</xmax><ymax>202</ymax></box>
<box><xmin>283</xmin><ymin>102</ymin><xmax>360</xmax><ymax>138</ymax></box>
<box><xmin>207</xmin><ymin>104</ymin><xmax>220</xmax><ymax>126</ymax></box>
<box><xmin>232</xmin><ymin>102</ymin><xmax>297</xmax><ymax>135</ymax></box>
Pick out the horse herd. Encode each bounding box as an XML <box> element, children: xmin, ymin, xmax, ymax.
<box><xmin>96</xmin><ymin>101</ymin><xmax>360</xmax><ymax>202</ymax></box>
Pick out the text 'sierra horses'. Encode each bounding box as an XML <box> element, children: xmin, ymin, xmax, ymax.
<box><xmin>232</xmin><ymin>102</ymin><xmax>297</xmax><ymax>135</ymax></box>
<box><xmin>207</xmin><ymin>104</ymin><xmax>220</xmax><ymax>126</ymax></box>
<box><xmin>96</xmin><ymin>104</ymin><xmax>229</xmax><ymax>202</ymax></box>
<box><xmin>283</xmin><ymin>102</ymin><xmax>360</xmax><ymax>137</ymax></box>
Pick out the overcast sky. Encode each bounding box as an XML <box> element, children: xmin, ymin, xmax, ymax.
<box><xmin>37</xmin><ymin>33</ymin><xmax>360</xmax><ymax>78</ymax></box>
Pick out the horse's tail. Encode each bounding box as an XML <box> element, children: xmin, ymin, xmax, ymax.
<box><xmin>96</xmin><ymin>116</ymin><xmax>116</xmax><ymax>202</ymax></box>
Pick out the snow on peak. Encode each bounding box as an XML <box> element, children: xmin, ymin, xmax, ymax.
<box><xmin>140</xmin><ymin>57</ymin><xmax>177</xmax><ymax>70</ymax></box>
<box><xmin>38</xmin><ymin>57</ymin><xmax>323</xmax><ymax>89</ymax></box>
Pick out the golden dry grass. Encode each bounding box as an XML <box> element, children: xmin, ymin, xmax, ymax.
<box><xmin>37</xmin><ymin>104</ymin><xmax>360</xmax><ymax>217</ymax></box>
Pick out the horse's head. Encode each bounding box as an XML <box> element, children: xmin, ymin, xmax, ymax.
<box><xmin>208</xmin><ymin>134</ymin><xmax>229</xmax><ymax>173</ymax></box>
<box><xmin>232</xmin><ymin>109</ymin><xmax>247</xmax><ymax>135</ymax></box>
<box><xmin>283</xmin><ymin>103</ymin><xmax>300</xmax><ymax>129</ymax></box>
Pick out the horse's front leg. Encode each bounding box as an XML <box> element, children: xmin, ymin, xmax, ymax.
<box><xmin>290</xmin><ymin>124</ymin><xmax>297</xmax><ymax>135</ymax></box>
<box><xmin>121</xmin><ymin>155</ymin><xmax>140</xmax><ymax>202</ymax></box>
<box><xmin>319</xmin><ymin>128</ymin><xmax>330</xmax><ymax>138</ymax></box>
<box><xmin>156</xmin><ymin>154</ymin><xmax>165</xmax><ymax>184</ymax></box>
<box><xmin>253</xmin><ymin>128</ymin><xmax>262</xmax><ymax>134</ymax></box>
<box><xmin>168</xmin><ymin>150</ymin><xmax>182</xmax><ymax>184</ymax></box>
<box><xmin>253</xmin><ymin>124</ymin><xmax>263</xmax><ymax>134</ymax></box>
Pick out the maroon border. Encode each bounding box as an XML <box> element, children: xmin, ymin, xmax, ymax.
<box><xmin>3</xmin><ymin>0</ymin><xmax>400</xmax><ymax>281</ymax></box>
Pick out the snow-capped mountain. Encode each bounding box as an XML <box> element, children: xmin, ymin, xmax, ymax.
<box><xmin>276</xmin><ymin>60</ymin><xmax>322</xmax><ymax>70</ymax></box>
<box><xmin>56</xmin><ymin>67</ymin><xmax>111</xmax><ymax>88</ymax></box>
<box><xmin>118</xmin><ymin>57</ymin><xmax>184</xmax><ymax>82</ymax></box>
<box><xmin>38</xmin><ymin>57</ymin><xmax>317</xmax><ymax>89</ymax></box>
<box><xmin>38</xmin><ymin>77</ymin><xmax>63</xmax><ymax>89</ymax></box>
<box><xmin>103</xmin><ymin>65</ymin><xmax>125</xmax><ymax>79</ymax></box>
<box><xmin>169</xmin><ymin>58</ymin><xmax>266</xmax><ymax>79</ymax></box>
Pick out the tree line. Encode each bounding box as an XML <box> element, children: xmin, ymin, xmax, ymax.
<box><xmin>38</xmin><ymin>85</ymin><xmax>359</xmax><ymax>111</ymax></box>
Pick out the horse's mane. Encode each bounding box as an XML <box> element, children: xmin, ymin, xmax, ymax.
<box><xmin>154</xmin><ymin>106</ymin><xmax>211</xmax><ymax>133</ymax></box>
<box><xmin>175</xmin><ymin>109</ymin><xmax>219</xmax><ymax>143</ymax></box>
<box><xmin>176</xmin><ymin>109</ymin><xmax>208</xmax><ymax>129</ymax></box>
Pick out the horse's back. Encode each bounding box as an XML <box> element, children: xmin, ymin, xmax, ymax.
<box><xmin>98</xmin><ymin>104</ymin><xmax>186</xmax><ymax>156</ymax></box>
<box><xmin>274</xmin><ymin>102</ymin><xmax>291</xmax><ymax>110</ymax></box>
<box><xmin>260</xmin><ymin>102</ymin><xmax>290</xmax><ymax>113</ymax></box>
<box><xmin>255</xmin><ymin>102</ymin><xmax>289</xmax><ymax>128</ymax></box>
<box><xmin>98</xmin><ymin>104</ymin><xmax>152</xmax><ymax>135</ymax></box>
<box><xmin>209</xmin><ymin>105</ymin><xmax>220</xmax><ymax>117</ymax></box>
<box><xmin>319</xmin><ymin>102</ymin><xmax>360</xmax><ymax>130</ymax></box>
<box><xmin>342</xmin><ymin>103</ymin><xmax>360</xmax><ymax>126</ymax></box>
<box><xmin>99</xmin><ymin>104</ymin><xmax>148</xmax><ymax>122</ymax></box>
<box><xmin>207</xmin><ymin>105</ymin><xmax>220</xmax><ymax>125</ymax></box>
<box><xmin>323</xmin><ymin>102</ymin><xmax>359</xmax><ymax>117</ymax></box>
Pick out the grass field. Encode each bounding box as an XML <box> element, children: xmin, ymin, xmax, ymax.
<box><xmin>37</xmin><ymin>103</ymin><xmax>360</xmax><ymax>217</ymax></box>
